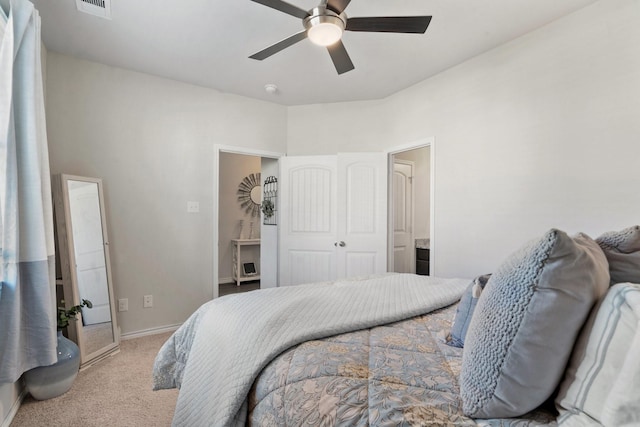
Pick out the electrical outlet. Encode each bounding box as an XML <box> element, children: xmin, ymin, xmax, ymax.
<box><xmin>118</xmin><ymin>298</ymin><xmax>128</xmax><ymax>312</ymax></box>
<box><xmin>143</xmin><ymin>294</ymin><xmax>153</xmax><ymax>308</ymax></box>
<box><xmin>187</xmin><ymin>201</ymin><xmax>200</xmax><ymax>213</ymax></box>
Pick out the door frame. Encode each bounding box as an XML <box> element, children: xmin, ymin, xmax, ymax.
<box><xmin>213</xmin><ymin>144</ymin><xmax>285</xmax><ymax>299</ymax></box>
<box><xmin>385</xmin><ymin>137</ymin><xmax>435</xmax><ymax>275</ymax></box>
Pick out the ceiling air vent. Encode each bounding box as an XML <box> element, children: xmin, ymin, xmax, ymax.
<box><xmin>75</xmin><ymin>0</ymin><xmax>112</xmax><ymax>20</ymax></box>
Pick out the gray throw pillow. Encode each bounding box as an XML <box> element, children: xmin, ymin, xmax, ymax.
<box><xmin>446</xmin><ymin>274</ymin><xmax>491</xmax><ymax>348</ymax></box>
<box><xmin>596</xmin><ymin>225</ymin><xmax>640</xmax><ymax>285</ymax></box>
<box><xmin>460</xmin><ymin>229</ymin><xmax>610</xmax><ymax>419</ymax></box>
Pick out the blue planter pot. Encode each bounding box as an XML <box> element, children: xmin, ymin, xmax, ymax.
<box><xmin>24</xmin><ymin>330</ymin><xmax>80</xmax><ymax>400</ymax></box>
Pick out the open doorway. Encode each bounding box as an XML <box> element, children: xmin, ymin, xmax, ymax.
<box><xmin>218</xmin><ymin>152</ymin><xmax>262</xmax><ymax>296</ymax></box>
<box><xmin>213</xmin><ymin>145</ymin><xmax>283</xmax><ymax>299</ymax></box>
<box><xmin>388</xmin><ymin>144</ymin><xmax>432</xmax><ymax>275</ymax></box>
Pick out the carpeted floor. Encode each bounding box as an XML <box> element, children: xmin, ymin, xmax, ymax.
<box><xmin>11</xmin><ymin>332</ymin><xmax>178</xmax><ymax>426</ymax></box>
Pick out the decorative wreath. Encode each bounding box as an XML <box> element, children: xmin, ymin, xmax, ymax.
<box><xmin>237</xmin><ymin>173</ymin><xmax>261</xmax><ymax>218</ymax></box>
<box><xmin>261</xmin><ymin>199</ymin><xmax>274</xmax><ymax>218</ymax></box>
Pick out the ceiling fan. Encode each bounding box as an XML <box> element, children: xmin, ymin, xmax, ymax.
<box><xmin>249</xmin><ymin>0</ymin><xmax>432</xmax><ymax>75</ymax></box>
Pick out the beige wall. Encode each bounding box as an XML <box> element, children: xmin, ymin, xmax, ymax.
<box><xmin>45</xmin><ymin>53</ymin><xmax>287</xmax><ymax>335</ymax></box>
<box><xmin>287</xmin><ymin>0</ymin><xmax>640</xmax><ymax>278</ymax></box>
<box><xmin>218</xmin><ymin>153</ymin><xmax>261</xmax><ymax>282</ymax></box>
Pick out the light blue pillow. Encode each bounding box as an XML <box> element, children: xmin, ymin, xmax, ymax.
<box><xmin>447</xmin><ymin>274</ymin><xmax>491</xmax><ymax>348</ymax></box>
<box><xmin>460</xmin><ymin>229</ymin><xmax>610</xmax><ymax>419</ymax></box>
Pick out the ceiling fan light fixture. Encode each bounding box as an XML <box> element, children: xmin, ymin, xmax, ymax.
<box><xmin>308</xmin><ymin>22</ymin><xmax>343</xmax><ymax>46</ymax></box>
<box><xmin>304</xmin><ymin>7</ymin><xmax>346</xmax><ymax>47</ymax></box>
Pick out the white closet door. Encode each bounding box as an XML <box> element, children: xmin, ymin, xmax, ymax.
<box><xmin>337</xmin><ymin>152</ymin><xmax>388</xmax><ymax>279</ymax></box>
<box><xmin>280</xmin><ymin>153</ymin><xmax>387</xmax><ymax>286</ymax></box>
<box><xmin>279</xmin><ymin>156</ymin><xmax>338</xmax><ymax>286</ymax></box>
<box><xmin>392</xmin><ymin>160</ymin><xmax>414</xmax><ymax>273</ymax></box>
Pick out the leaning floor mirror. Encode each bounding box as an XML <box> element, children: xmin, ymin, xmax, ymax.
<box><xmin>53</xmin><ymin>174</ymin><xmax>119</xmax><ymax>368</ymax></box>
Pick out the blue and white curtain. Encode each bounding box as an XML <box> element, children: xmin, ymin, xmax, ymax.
<box><xmin>0</xmin><ymin>0</ymin><xmax>56</xmax><ymax>383</ymax></box>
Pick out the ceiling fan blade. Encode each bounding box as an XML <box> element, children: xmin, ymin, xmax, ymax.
<box><xmin>326</xmin><ymin>0</ymin><xmax>352</xmax><ymax>14</ymax></box>
<box><xmin>249</xmin><ymin>31</ymin><xmax>308</xmax><ymax>60</ymax></box>
<box><xmin>346</xmin><ymin>16</ymin><xmax>432</xmax><ymax>33</ymax></box>
<box><xmin>250</xmin><ymin>0</ymin><xmax>310</xmax><ymax>19</ymax></box>
<box><xmin>327</xmin><ymin>40</ymin><xmax>355</xmax><ymax>75</ymax></box>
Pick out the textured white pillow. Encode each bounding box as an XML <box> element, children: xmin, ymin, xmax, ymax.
<box><xmin>596</xmin><ymin>225</ymin><xmax>640</xmax><ymax>285</ymax></box>
<box><xmin>556</xmin><ymin>283</ymin><xmax>640</xmax><ymax>426</ymax></box>
<box><xmin>460</xmin><ymin>230</ymin><xmax>610</xmax><ymax>418</ymax></box>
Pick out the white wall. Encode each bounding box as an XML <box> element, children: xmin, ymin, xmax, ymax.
<box><xmin>260</xmin><ymin>158</ymin><xmax>279</xmax><ymax>288</ymax></box>
<box><xmin>287</xmin><ymin>0</ymin><xmax>640</xmax><ymax>278</ymax></box>
<box><xmin>45</xmin><ymin>53</ymin><xmax>287</xmax><ymax>335</ymax></box>
<box><xmin>218</xmin><ymin>153</ymin><xmax>261</xmax><ymax>282</ymax></box>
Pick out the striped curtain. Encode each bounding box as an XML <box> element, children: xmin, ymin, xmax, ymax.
<box><xmin>0</xmin><ymin>0</ymin><xmax>57</xmax><ymax>383</ymax></box>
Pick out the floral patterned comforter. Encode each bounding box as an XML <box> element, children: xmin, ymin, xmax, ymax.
<box><xmin>248</xmin><ymin>304</ymin><xmax>557</xmax><ymax>426</ymax></box>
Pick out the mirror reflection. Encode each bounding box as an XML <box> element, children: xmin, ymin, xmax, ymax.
<box><xmin>250</xmin><ymin>185</ymin><xmax>262</xmax><ymax>205</ymax></box>
<box><xmin>67</xmin><ymin>180</ymin><xmax>115</xmax><ymax>355</ymax></box>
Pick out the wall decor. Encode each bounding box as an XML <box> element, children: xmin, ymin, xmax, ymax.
<box><xmin>237</xmin><ymin>173</ymin><xmax>261</xmax><ymax>218</ymax></box>
<box><xmin>262</xmin><ymin>176</ymin><xmax>277</xmax><ymax>225</ymax></box>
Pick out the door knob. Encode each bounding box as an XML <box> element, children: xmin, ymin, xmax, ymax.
<box><xmin>339</xmin><ymin>241</ymin><xmax>346</xmax><ymax>247</ymax></box>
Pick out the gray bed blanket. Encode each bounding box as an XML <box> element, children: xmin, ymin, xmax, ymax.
<box><xmin>152</xmin><ymin>273</ymin><xmax>469</xmax><ymax>426</ymax></box>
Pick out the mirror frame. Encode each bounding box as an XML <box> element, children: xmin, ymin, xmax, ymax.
<box><xmin>52</xmin><ymin>174</ymin><xmax>120</xmax><ymax>368</ymax></box>
<box><xmin>237</xmin><ymin>173</ymin><xmax>262</xmax><ymax>218</ymax></box>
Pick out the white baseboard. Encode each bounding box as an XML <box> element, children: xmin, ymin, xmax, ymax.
<box><xmin>120</xmin><ymin>323</ymin><xmax>181</xmax><ymax>341</ymax></box>
<box><xmin>1</xmin><ymin>387</ymin><xmax>26</xmax><ymax>427</ymax></box>
<box><xmin>218</xmin><ymin>277</ymin><xmax>233</xmax><ymax>285</ymax></box>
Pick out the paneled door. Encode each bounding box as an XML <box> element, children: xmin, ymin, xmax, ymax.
<box><xmin>279</xmin><ymin>156</ymin><xmax>337</xmax><ymax>286</ymax></box>
<box><xmin>392</xmin><ymin>160</ymin><xmax>414</xmax><ymax>273</ymax></box>
<box><xmin>336</xmin><ymin>153</ymin><xmax>388</xmax><ymax>279</ymax></box>
<box><xmin>280</xmin><ymin>153</ymin><xmax>387</xmax><ymax>286</ymax></box>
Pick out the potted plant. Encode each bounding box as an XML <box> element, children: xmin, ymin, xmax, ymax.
<box><xmin>24</xmin><ymin>299</ymin><xmax>92</xmax><ymax>400</ymax></box>
<box><xmin>57</xmin><ymin>299</ymin><xmax>93</xmax><ymax>330</ymax></box>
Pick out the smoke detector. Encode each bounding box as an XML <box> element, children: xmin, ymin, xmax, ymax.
<box><xmin>264</xmin><ymin>84</ymin><xmax>278</xmax><ymax>95</ymax></box>
<box><xmin>76</xmin><ymin>0</ymin><xmax>112</xmax><ymax>20</ymax></box>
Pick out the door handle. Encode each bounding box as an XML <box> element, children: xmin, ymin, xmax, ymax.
<box><xmin>334</xmin><ymin>241</ymin><xmax>346</xmax><ymax>247</ymax></box>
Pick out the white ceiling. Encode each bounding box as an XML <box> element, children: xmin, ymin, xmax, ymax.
<box><xmin>30</xmin><ymin>0</ymin><xmax>599</xmax><ymax>106</ymax></box>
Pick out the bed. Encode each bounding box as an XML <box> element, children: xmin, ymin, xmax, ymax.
<box><xmin>246</xmin><ymin>301</ymin><xmax>557</xmax><ymax>427</ymax></box>
<box><xmin>153</xmin><ymin>226</ymin><xmax>640</xmax><ymax>427</ymax></box>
